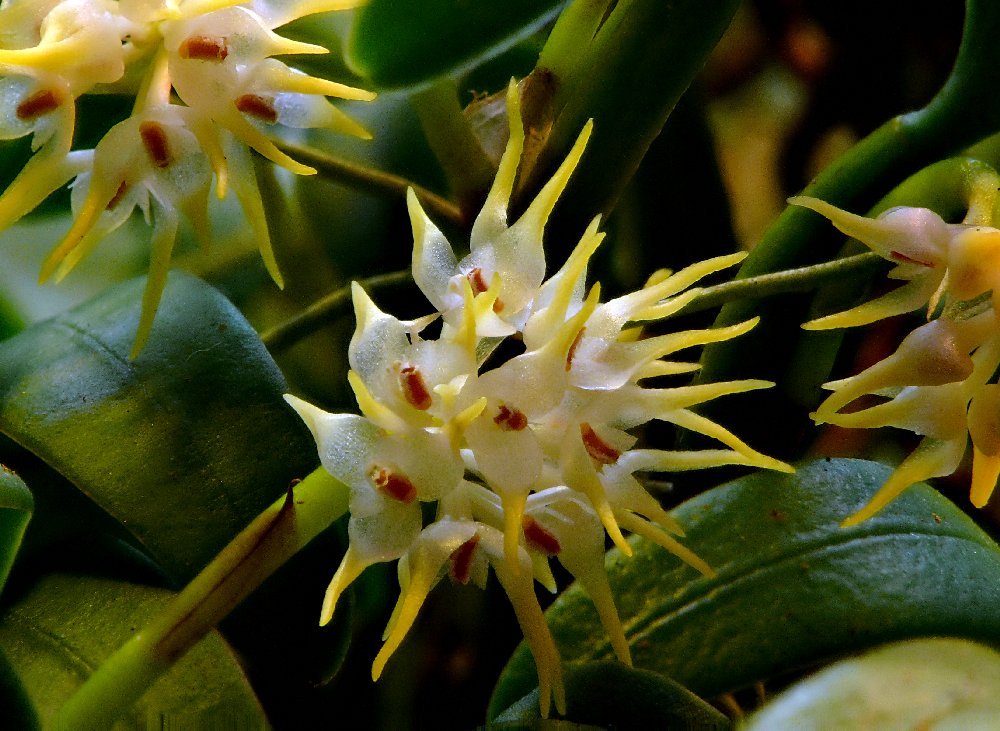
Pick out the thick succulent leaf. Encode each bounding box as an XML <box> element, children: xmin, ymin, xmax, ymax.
<box><xmin>0</xmin><ymin>645</ymin><xmax>37</xmax><ymax>730</ymax></box>
<box><xmin>0</xmin><ymin>296</ymin><xmax>22</xmax><ymax>343</ymax></box>
<box><xmin>744</xmin><ymin>638</ymin><xmax>1000</xmax><ymax>730</ymax></box>
<box><xmin>493</xmin><ymin>661</ymin><xmax>729</xmax><ymax>729</ymax></box>
<box><xmin>0</xmin><ymin>574</ymin><xmax>266</xmax><ymax>729</ymax></box>
<box><xmin>490</xmin><ymin>459</ymin><xmax>1000</xmax><ymax>716</ymax></box>
<box><xmin>0</xmin><ymin>272</ymin><xmax>315</xmax><ymax>583</ymax></box>
<box><xmin>347</xmin><ymin>0</ymin><xmax>564</xmax><ymax>89</ymax></box>
<box><xmin>0</xmin><ymin>467</ymin><xmax>32</xmax><ymax>594</ymax></box>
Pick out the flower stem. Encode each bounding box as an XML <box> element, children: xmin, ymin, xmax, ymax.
<box><xmin>410</xmin><ymin>78</ymin><xmax>496</xmax><ymax>208</ymax></box>
<box><xmin>260</xmin><ymin>269</ymin><xmax>413</xmax><ymax>352</ymax></box>
<box><xmin>699</xmin><ymin>0</ymin><xmax>1000</xmax><ymax>387</ymax></box>
<box><xmin>274</xmin><ymin>140</ymin><xmax>465</xmax><ymax>229</ymax></box>
<box><xmin>676</xmin><ymin>252</ymin><xmax>885</xmax><ymax>316</ymax></box>
<box><xmin>52</xmin><ymin>467</ymin><xmax>349</xmax><ymax>731</ymax></box>
<box><xmin>519</xmin><ymin>0</ymin><xmax>741</xmax><ymax>248</ymax></box>
<box><xmin>536</xmin><ymin>0</ymin><xmax>611</xmax><ymax>91</ymax></box>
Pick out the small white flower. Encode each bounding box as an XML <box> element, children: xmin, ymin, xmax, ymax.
<box><xmin>409</xmin><ymin>82</ymin><xmax>592</xmax><ymax>338</ymax></box>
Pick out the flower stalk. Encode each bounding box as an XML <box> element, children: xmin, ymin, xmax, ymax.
<box><xmin>52</xmin><ymin>467</ymin><xmax>349</xmax><ymax>730</ymax></box>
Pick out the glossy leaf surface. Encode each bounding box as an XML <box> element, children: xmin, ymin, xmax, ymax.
<box><xmin>0</xmin><ymin>574</ymin><xmax>266</xmax><ymax>729</ymax></box>
<box><xmin>744</xmin><ymin>638</ymin><xmax>1000</xmax><ymax>730</ymax></box>
<box><xmin>490</xmin><ymin>459</ymin><xmax>1000</xmax><ymax>716</ymax></box>
<box><xmin>494</xmin><ymin>661</ymin><xmax>729</xmax><ymax>729</ymax></box>
<box><xmin>0</xmin><ymin>273</ymin><xmax>316</xmax><ymax>582</ymax></box>
<box><xmin>0</xmin><ymin>467</ymin><xmax>32</xmax><ymax>594</ymax></box>
<box><xmin>347</xmin><ymin>0</ymin><xmax>563</xmax><ymax>89</ymax></box>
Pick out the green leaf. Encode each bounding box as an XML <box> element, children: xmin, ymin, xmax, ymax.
<box><xmin>0</xmin><ymin>467</ymin><xmax>32</xmax><ymax>594</ymax></box>
<box><xmin>0</xmin><ymin>272</ymin><xmax>316</xmax><ymax>583</ymax></box>
<box><xmin>346</xmin><ymin>0</ymin><xmax>564</xmax><ymax>89</ymax></box>
<box><xmin>0</xmin><ymin>574</ymin><xmax>266</xmax><ymax>728</ymax></box>
<box><xmin>0</xmin><ymin>643</ymin><xmax>37</xmax><ymax>729</ymax></box>
<box><xmin>494</xmin><ymin>661</ymin><xmax>729</xmax><ymax>730</ymax></box>
<box><xmin>744</xmin><ymin>639</ymin><xmax>1000</xmax><ymax>730</ymax></box>
<box><xmin>489</xmin><ymin>459</ymin><xmax>1000</xmax><ymax>717</ymax></box>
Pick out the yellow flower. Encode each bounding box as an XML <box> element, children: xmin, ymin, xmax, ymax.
<box><xmin>0</xmin><ymin>0</ymin><xmax>373</xmax><ymax>355</ymax></box>
<box><xmin>288</xmin><ymin>83</ymin><xmax>790</xmax><ymax>717</ymax></box>
<box><xmin>797</xmin><ymin>196</ymin><xmax>1000</xmax><ymax>524</ymax></box>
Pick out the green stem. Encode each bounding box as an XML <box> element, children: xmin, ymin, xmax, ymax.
<box><xmin>274</xmin><ymin>140</ymin><xmax>465</xmax><ymax>229</ymax></box>
<box><xmin>411</xmin><ymin>79</ymin><xmax>496</xmax><ymax>207</ymax></box>
<box><xmin>536</xmin><ymin>0</ymin><xmax>611</xmax><ymax>87</ymax></box>
<box><xmin>53</xmin><ymin>468</ymin><xmax>349</xmax><ymax>730</ymax></box>
<box><xmin>700</xmin><ymin>0</ymin><xmax>1000</xmax><ymax>385</ymax></box>
<box><xmin>676</xmin><ymin>253</ymin><xmax>885</xmax><ymax>316</ymax></box>
<box><xmin>518</xmin><ymin>0</ymin><xmax>740</xmax><ymax>247</ymax></box>
<box><xmin>260</xmin><ymin>269</ymin><xmax>413</xmax><ymax>352</ymax></box>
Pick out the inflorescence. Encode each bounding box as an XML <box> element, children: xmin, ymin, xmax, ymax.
<box><xmin>0</xmin><ymin>0</ymin><xmax>373</xmax><ymax>355</ymax></box>
<box><xmin>287</xmin><ymin>84</ymin><xmax>792</xmax><ymax>717</ymax></box>
<box><xmin>795</xmin><ymin>195</ymin><xmax>1000</xmax><ymax>525</ymax></box>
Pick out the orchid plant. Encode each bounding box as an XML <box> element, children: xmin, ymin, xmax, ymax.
<box><xmin>0</xmin><ymin>1</ymin><xmax>999</xmax><ymax>729</ymax></box>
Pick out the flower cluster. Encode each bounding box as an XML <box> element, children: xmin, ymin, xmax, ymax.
<box><xmin>0</xmin><ymin>0</ymin><xmax>372</xmax><ymax>355</ymax></box>
<box><xmin>794</xmin><ymin>196</ymin><xmax>1000</xmax><ymax>525</ymax></box>
<box><xmin>287</xmin><ymin>84</ymin><xmax>791</xmax><ymax>717</ymax></box>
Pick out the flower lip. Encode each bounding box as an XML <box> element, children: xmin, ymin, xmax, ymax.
<box><xmin>15</xmin><ymin>88</ymin><xmax>61</xmax><ymax>120</ymax></box>
<box><xmin>369</xmin><ymin>465</ymin><xmax>418</xmax><ymax>504</ymax></box>
<box><xmin>178</xmin><ymin>34</ymin><xmax>229</xmax><ymax>62</ymax></box>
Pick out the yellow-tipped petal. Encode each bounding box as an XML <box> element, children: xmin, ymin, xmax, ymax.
<box><xmin>0</xmin><ymin>143</ymin><xmax>85</xmax><ymax>233</ymax></box>
<box><xmin>469</xmin><ymin>80</ymin><xmax>525</xmax><ymax>246</ymax></box>
<box><xmin>971</xmin><ymin>447</ymin><xmax>1000</xmax><ymax>508</ymax></box>
<box><xmin>641</xmin><ymin>251</ymin><xmax>747</xmax><ymax>309</ymax></box>
<box><xmin>803</xmin><ymin>277</ymin><xmax>934</xmax><ymax>330</ymax></box>
<box><xmin>283</xmin><ymin>393</ymin><xmax>328</xmax><ymax>435</ymax></box>
<box><xmin>562</xmin><ymin>427</ymin><xmax>632</xmax><ymax>556</ymax></box>
<box><xmin>40</xmin><ymin>187</ymin><xmax>110</xmax><ymax>283</ymax></box>
<box><xmin>515</xmin><ymin>119</ymin><xmax>593</xmax><ymax>236</ymax></box>
<box><xmin>530</xmin><ymin>552</ymin><xmax>558</xmax><ymax>593</ymax></box>
<box><xmin>225</xmin><ymin>112</ymin><xmax>316</xmax><ymax>176</ymax></box>
<box><xmin>268</xmin><ymin>35</ymin><xmax>330</xmax><ymax>57</ymax></box>
<box><xmin>789</xmin><ymin>195</ymin><xmax>946</xmax><ymax>264</ymax></box>
<box><xmin>130</xmin><ymin>203</ymin><xmax>179</xmax><ymax>358</ymax></box>
<box><xmin>502</xmin><ymin>490</ymin><xmax>528</xmax><ymax>577</ymax></box>
<box><xmin>450</xmin><ymin>277</ymin><xmax>480</xmax><ymax>355</ymax></box>
<box><xmin>324</xmin><ymin>106</ymin><xmax>373</xmax><ymax>140</ymax></box>
<box><xmin>526</xmin><ymin>215</ymin><xmax>604</xmax><ymax>344</ymax></box>
<box><xmin>187</xmin><ymin>120</ymin><xmax>229</xmax><ymax>198</ymax></box>
<box><xmin>653</xmin><ymin>378</ymin><xmax>775</xmax><ymax>412</ymax></box>
<box><xmin>624</xmin><ymin>447</ymin><xmax>782</xmax><ymax>473</ymax></box>
<box><xmin>0</xmin><ymin>37</ymin><xmax>88</xmax><ymax>72</ymax></box>
<box><xmin>654</xmin><ymin>316</ymin><xmax>760</xmax><ymax>356</ymax></box>
<box><xmin>634</xmin><ymin>360</ymin><xmax>701</xmax><ymax>379</ymax></box>
<box><xmin>841</xmin><ymin>437</ymin><xmax>967</xmax><ymax>527</ymax></box>
<box><xmin>347</xmin><ymin>371</ymin><xmax>407</xmax><ymax>433</ymax></box>
<box><xmin>493</xmin><ymin>563</ymin><xmax>565</xmax><ymax>718</ymax></box>
<box><xmin>616</xmin><ymin>511</ymin><xmax>715</xmax><ymax>577</ymax></box>
<box><xmin>226</xmin><ymin>145</ymin><xmax>284</xmax><ymax>287</ymax></box>
<box><xmin>634</xmin><ymin>287</ymin><xmax>701</xmax><ymax>322</ymax></box>
<box><xmin>667</xmin><ymin>408</ymin><xmax>794</xmax><ymax>473</ymax></box>
<box><xmin>454</xmin><ymin>397</ymin><xmax>488</xmax><ymax>430</ymax></box>
<box><xmin>582</xmin><ymin>569</ymin><xmax>631</xmax><ymax>665</ymax></box>
<box><xmin>372</xmin><ymin>575</ymin><xmax>435</xmax><ymax>681</ymax></box>
<box><xmin>262</xmin><ymin>66</ymin><xmax>376</xmax><ymax>101</ymax></box>
<box><xmin>319</xmin><ymin>547</ymin><xmax>370</xmax><ymax>625</ymax></box>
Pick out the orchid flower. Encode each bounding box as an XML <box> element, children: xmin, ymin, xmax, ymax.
<box><xmin>409</xmin><ymin>81</ymin><xmax>592</xmax><ymax>338</ymax></box>
<box><xmin>287</xmin><ymin>82</ymin><xmax>790</xmax><ymax>718</ymax></box>
<box><xmin>800</xmin><ymin>197</ymin><xmax>1000</xmax><ymax>522</ymax></box>
<box><xmin>791</xmin><ymin>196</ymin><xmax>1000</xmax><ymax>328</ymax></box>
<box><xmin>0</xmin><ymin>0</ymin><xmax>374</xmax><ymax>354</ymax></box>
